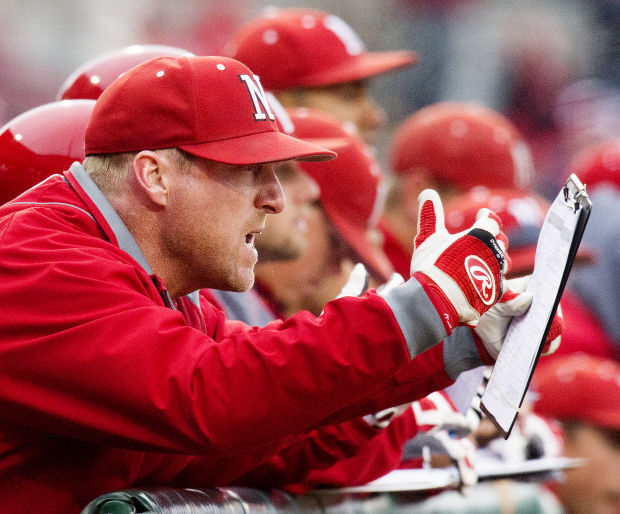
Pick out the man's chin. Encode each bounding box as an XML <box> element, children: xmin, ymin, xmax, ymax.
<box><xmin>228</xmin><ymin>271</ymin><xmax>255</xmax><ymax>292</ymax></box>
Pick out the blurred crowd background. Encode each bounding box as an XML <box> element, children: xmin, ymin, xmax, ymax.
<box><xmin>2</xmin><ymin>0</ymin><xmax>618</xmax><ymax>199</ymax></box>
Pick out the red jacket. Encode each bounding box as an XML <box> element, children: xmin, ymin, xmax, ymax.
<box><xmin>204</xmin><ymin>285</ymin><xmax>422</xmax><ymax>492</ymax></box>
<box><xmin>0</xmin><ymin>164</ymin><xmax>470</xmax><ymax>512</ymax></box>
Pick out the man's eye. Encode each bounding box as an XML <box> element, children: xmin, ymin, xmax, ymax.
<box><xmin>274</xmin><ymin>162</ymin><xmax>296</xmax><ymax>181</ymax></box>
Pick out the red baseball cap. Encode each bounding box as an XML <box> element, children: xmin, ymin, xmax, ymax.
<box><xmin>444</xmin><ymin>188</ymin><xmax>595</xmax><ymax>277</ymax></box>
<box><xmin>85</xmin><ymin>56</ymin><xmax>336</xmax><ymax>165</ymax></box>
<box><xmin>228</xmin><ymin>8</ymin><xmax>417</xmax><ymax>90</ymax></box>
<box><xmin>390</xmin><ymin>102</ymin><xmax>534</xmax><ymax>191</ymax></box>
<box><xmin>290</xmin><ymin>108</ymin><xmax>394</xmax><ymax>282</ymax></box>
<box><xmin>57</xmin><ymin>44</ymin><xmax>195</xmax><ymax>101</ymax></box>
<box><xmin>568</xmin><ymin>137</ymin><xmax>620</xmax><ymax>192</ymax></box>
<box><xmin>533</xmin><ymin>354</ymin><xmax>620</xmax><ymax>430</ymax></box>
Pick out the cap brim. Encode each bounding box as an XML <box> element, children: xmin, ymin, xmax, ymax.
<box><xmin>327</xmin><ymin>209</ymin><xmax>394</xmax><ymax>283</ymax></box>
<box><xmin>297</xmin><ymin>51</ymin><xmax>418</xmax><ymax>88</ymax></box>
<box><xmin>178</xmin><ymin>130</ymin><xmax>336</xmax><ymax>165</ymax></box>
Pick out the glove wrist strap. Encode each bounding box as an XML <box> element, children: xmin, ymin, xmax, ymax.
<box><xmin>413</xmin><ymin>272</ymin><xmax>459</xmax><ymax>335</ymax></box>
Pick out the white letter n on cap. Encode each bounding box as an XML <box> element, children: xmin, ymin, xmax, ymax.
<box><xmin>239</xmin><ymin>74</ymin><xmax>275</xmax><ymax>121</ymax></box>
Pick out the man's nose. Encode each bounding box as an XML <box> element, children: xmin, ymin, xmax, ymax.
<box><xmin>257</xmin><ymin>164</ymin><xmax>286</xmax><ymax>214</ymax></box>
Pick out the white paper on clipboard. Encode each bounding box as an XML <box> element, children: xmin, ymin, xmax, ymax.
<box><xmin>480</xmin><ymin>175</ymin><xmax>591</xmax><ymax>437</ymax></box>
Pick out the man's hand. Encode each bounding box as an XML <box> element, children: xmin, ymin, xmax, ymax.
<box><xmin>407</xmin><ymin>391</ymin><xmax>479</xmax><ymax>491</ymax></box>
<box><xmin>413</xmin><ymin>391</ymin><xmax>480</xmax><ymax>437</ymax></box>
<box><xmin>474</xmin><ymin>275</ymin><xmax>564</xmax><ymax>361</ymax></box>
<box><xmin>411</xmin><ymin>189</ymin><xmax>508</xmax><ymax>329</ymax></box>
<box><xmin>474</xmin><ymin>276</ymin><xmax>532</xmax><ymax>360</ymax></box>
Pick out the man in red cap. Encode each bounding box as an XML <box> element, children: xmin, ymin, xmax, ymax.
<box><xmin>250</xmin><ymin>107</ymin><xmax>394</xmax><ymax>318</ymax></box>
<box><xmin>566</xmin><ymin>138</ymin><xmax>620</xmax><ymax>348</ymax></box>
<box><xmin>533</xmin><ymin>355</ymin><xmax>620</xmax><ymax>514</ymax></box>
<box><xmin>381</xmin><ymin>102</ymin><xmax>535</xmax><ymax>278</ymax></box>
<box><xmin>227</xmin><ymin>7</ymin><xmax>416</xmax><ymax>145</ymax></box>
<box><xmin>0</xmin><ymin>55</ymin><xmax>514</xmax><ymax>512</ymax></box>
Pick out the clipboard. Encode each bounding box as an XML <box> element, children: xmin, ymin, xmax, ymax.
<box><xmin>480</xmin><ymin>174</ymin><xmax>592</xmax><ymax>438</ymax></box>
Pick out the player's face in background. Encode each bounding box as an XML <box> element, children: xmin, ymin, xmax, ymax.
<box><xmin>556</xmin><ymin>423</ymin><xmax>620</xmax><ymax>514</ymax></box>
<box><xmin>279</xmin><ymin>80</ymin><xmax>386</xmax><ymax>145</ymax></box>
<box><xmin>289</xmin><ymin>206</ymin><xmax>355</xmax><ymax>316</ymax></box>
<box><xmin>255</xmin><ymin>161</ymin><xmax>320</xmax><ymax>262</ymax></box>
<box><xmin>162</xmin><ymin>156</ymin><xmax>284</xmax><ymax>294</ymax></box>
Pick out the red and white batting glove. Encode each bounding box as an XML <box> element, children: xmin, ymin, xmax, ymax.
<box><xmin>433</xmin><ymin>430</ymin><xmax>478</xmax><ymax>491</ymax></box>
<box><xmin>377</xmin><ymin>272</ymin><xmax>406</xmax><ymax>295</ymax></box>
<box><xmin>336</xmin><ymin>263</ymin><xmax>406</xmax><ymax>300</ymax></box>
<box><xmin>474</xmin><ymin>275</ymin><xmax>564</xmax><ymax>361</ymax></box>
<box><xmin>363</xmin><ymin>402</ymin><xmax>412</xmax><ymax>429</ymax></box>
<box><xmin>410</xmin><ymin>392</ymin><xmax>479</xmax><ymax>490</ymax></box>
<box><xmin>335</xmin><ymin>263</ymin><xmax>370</xmax><ymax>299</ymax></box>
<box><xmin>411</xmin><ymin>189</ymin><xmax>508</xmax><ymax>331</ymax></box>
<box><xmin>543</xmin><ymin>303</ymin><xmax>563</xmax><ymax>356</ymax></box>
<box><xmin>412</xmin><ymin>391</ymin><xmax>480</xmax><ymax>437</ymax></box>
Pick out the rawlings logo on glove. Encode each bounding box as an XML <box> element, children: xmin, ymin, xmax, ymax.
<box><xmin>465</xmin><ymin>255</ymin><xmax>497</xmax><ymax>305</ymax></box>
<box><xmin>411</xmin><ymin>189</ymin><xmax>509</xmax><ymax>327</ymax></box>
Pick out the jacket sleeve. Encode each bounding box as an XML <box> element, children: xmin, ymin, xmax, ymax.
<box><xmin>288</xmin><ymin>408</ymin><xmax>419</xmax><ymax>493</ymax></box>
<box><xmin>0</xmin><ymin>207</ymin><xmax>455</xmax><ymax>457</ymax></box>
<box><xmin>228</xmin><ymin>409</ymin><xmax>419</xmax><ymax>493</ymax></box>
<box><xmin>170</xmin><ymin>416</ymin><xmax>382</xmax><ymax>488</ymax></box>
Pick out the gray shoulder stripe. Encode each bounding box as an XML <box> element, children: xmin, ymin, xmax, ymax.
<box><xmin>69</xmin><ymin>163</ymin><xmax>153</xmax><ymax>274</ymax></box>
<box><xmin>11</xmin><ymin>202</ymin><xmax>96</xmax><ymax>223</ymax></box>
<box><xmin>380</xmin><ymin>277</ymin><xmax>447</xmax><ymax>359</ymax></box>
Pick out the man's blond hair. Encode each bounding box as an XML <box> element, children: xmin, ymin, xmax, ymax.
<box><xmin>83</xmin><ymin>149</ymin><xmax>194</xmax><ymax>195</ymax></box>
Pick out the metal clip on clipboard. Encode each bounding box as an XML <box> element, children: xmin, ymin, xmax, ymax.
<box><xmin>564</xmin><ymin>173</ymin><xmax>591</xmax><ymax>213</ymax></box>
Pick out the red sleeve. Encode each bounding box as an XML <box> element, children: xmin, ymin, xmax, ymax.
<box><xmin>317</xmin><ymin>342</ymin><xmax>455</xmax><ymax>427</ymax></box>
<box><xmin>0</xmin><ymin>207</ymin><xmax>424</xmax><ymax>456</ymax></box>
<box><xmin>219</xmin><ymin>410</ymin><xmax>418</xmax><ymax>493</ymax></box>
<box><xmin>205</xmin><ymin>417</ymin><xmax>382</xmax><ymax>489</ymax></box>
<box><xmin>284</xmin><ymin>408</ymin><xmax>419</xmax><ymax>493</ymax></box>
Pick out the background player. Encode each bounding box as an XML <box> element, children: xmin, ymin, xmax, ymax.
<box><xmin>227</xmin><ymin>7</ymin><xmax>416</xmax><ymax>146</ymax></box>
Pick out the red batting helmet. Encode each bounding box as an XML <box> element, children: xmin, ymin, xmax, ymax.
<box><xmin>0</xmin><ymin>100</ymin><xmax>95</xmax><ymax>204</ymax></box>
<box><xmin>57</xmin><ymin>44</ymin><xmax>195</xmax><ymax>100</ymax></box>
<box><xmin>390</xmin><ymin>102</ymin><xmax>535</xmax><ymax>191</ymax></box>
<box><xmin>568</xmin><ymin>138</ymin><xmax>620</xmax><ymax>192</ymax></box>
<box><xmin>290</xmin><ymin>107</ymin><xmax>394</xmax><ymax>282</ymax></box>
<box><xmin>444</xmin><ymin>187</ymin><xmax>595</xmax><ymax>277</ymax></box>
<box><xmin>533</xmin><ymin>354</ymin><xmax>620</xmax><ymax>431</ymax></box>
<box><xmin>228</xmin><ymin>7</ymin><xmax>416</xmax><ymax>91</ymax></box>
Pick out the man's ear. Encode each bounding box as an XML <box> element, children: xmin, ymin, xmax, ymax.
<box><xmin>132</xmin><ymin>151</ymin><xmax>170</xmax><ymax>207</ymax></box>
